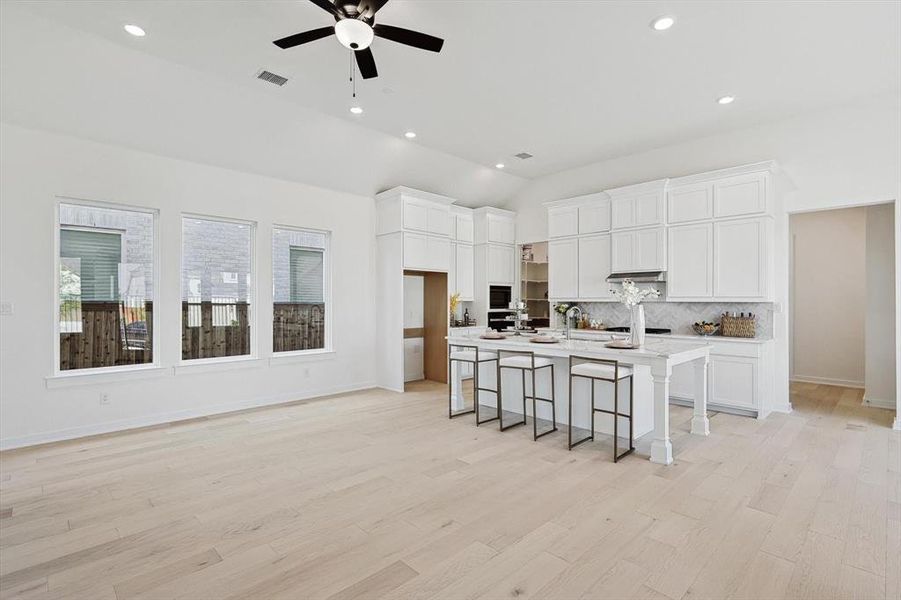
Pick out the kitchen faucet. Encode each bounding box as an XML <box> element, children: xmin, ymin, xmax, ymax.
<box><xmin>564</xmin><ymin>306</ymin><xmax>583</xmax><ymax>340</ymax></box>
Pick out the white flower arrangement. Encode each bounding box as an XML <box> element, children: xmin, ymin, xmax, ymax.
<box><xmin>610</xmin><ymin>279</ymin><xmax>660</xmax><ymax>307</ymax></box>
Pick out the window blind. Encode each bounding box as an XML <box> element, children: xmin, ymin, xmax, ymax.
<box><xmin>289</xmin><ymin>247</ymin><xmax>324</xmax><ymax>303</ymax></box>
<box><xmin>60</xmin><ymin>228</ymin><xmax>121</xmax><ymax>301</ymax></box>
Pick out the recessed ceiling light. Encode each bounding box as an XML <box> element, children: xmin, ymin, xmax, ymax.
<box><xmin>651</xmin><ymin>16</ymin><xmax>675</xmax><ymax>31</ymax></box>
<box><xmin>349</xmin><ymin>106</ymin><xmax>363</xmax><ymax>115</ymax></box>
<box><xmin>404</xmin><ymin>131</ymin><xmax>416</xmax><ymax>139</ymax></box>
<box><xmin>495</xmin><ymin>163</ymin><xmax>505</xmax><ymax>169</ymax></box>
<box><xmin>124</xmin><ymin>24</ymin><xmax>146</xmax><ymax>37</ymax></box>
<box><xmin>717</xmin><ymin>95</ymin><xmax>735</xmax><ymax>105</ymax></box>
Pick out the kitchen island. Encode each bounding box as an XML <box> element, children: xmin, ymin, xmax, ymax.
<box><xmin>447</xmin><ymin>331</ymin><xmax>712</xmax><ymax>465</ymax></box>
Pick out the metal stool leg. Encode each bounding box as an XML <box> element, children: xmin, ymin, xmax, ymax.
<box><xmin>613</xmin><ymin>375</ymin><xmax>619</xmax><ymax>462</ymax></box>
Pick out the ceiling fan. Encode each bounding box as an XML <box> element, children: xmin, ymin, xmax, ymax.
<box><xmin>273</xmin><ymin>0</ymin><xmax>444</xmax><ymax>80</ymax></box>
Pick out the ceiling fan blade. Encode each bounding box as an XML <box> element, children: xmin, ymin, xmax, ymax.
<box><xmin>358</xmin><ymin>0</ymin><xmax>389</xmax><ymax>18</ymax></box>
<box><xmin>355</xmin><ymin>47</ymin><xmax>378</xmax><ymax>79</ymax></box>
<box><xmin>273</xmin><ymin>26</ymin><xmax>335</xmax><ymax>49</ymax></box>
<box><xmin>373</xmin><ymin>24</ymin><xmax>443</xmax><ymax>53</ymax></box>
<box><xmin>308</xmin><ymin>0</ymin><xmax>342</xmax><ymax>18</ymax></box>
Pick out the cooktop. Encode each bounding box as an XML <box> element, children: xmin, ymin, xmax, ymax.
<box><xmin>603</xmin><ymin>326</ymin><xmax>672</xmax><ymax>334</ymax></box>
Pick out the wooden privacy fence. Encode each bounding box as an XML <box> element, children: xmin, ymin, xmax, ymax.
<box><xmin>273</xmin><ymin>302</ymin><xmax>325</xmax><ymax>352</ymax></box>
<box><xmin>60</xmin><ymin>301</ymin><xmax>153</xmax><ymax>370</ymax></box>
<box><xmin>59</xmin><ymin>301</ymin><xmax>325</xmax><ymax>369</ymax></box>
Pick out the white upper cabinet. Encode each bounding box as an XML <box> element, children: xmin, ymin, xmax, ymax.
<box><xmin>455</xmin><ymin>243</ymin><xmax>474</xmax><ymax>300</ymax></box>
<box><xmin>403</xmin><ymin>201</ymin><xmax>429</xmax><ymax>232</ymax></box>
<box><xmin>548</xmin><ymin>238</ymin><xmax>578</xmax><ymax>299</ymax></box>
<box><xmin>714</xmin><ymin>172</ymin><xmax>768</xmax><ymax>218</ymax></box>
<box><xmin>376</xmin><ymin>187</ymin><xmax>455</xmax><ymax>237</ymax></box>
<box><xmin>667</xmin><ymin>183</ymin><xmax>713</xmax><ymax>224</ymax></box>
<box><xmin>403</xmin><ymin>232</ymin><xmax>449</xmax><ymax>272</ymax></box>
<box><xmin>548</xmin><ymin>206</ymin><xmax>579</xmax><ymax>238</ymax></box>
<box><xmin>607</xmin><ymin>180</ymin><xmax>667</xmax><ymax>230</ymax></box>
<box><xmin>612</xmin><ymin>227</ymin><xmax>665</xmax><ymax>272</ymax></box>
<box><xmin>426</xmin><ymin>205</ymin><xmax>451</xmax><ymax>236</ymax></box>
<box><xmin>667</xmin><ymin>223</ymin><xmax>713</xmax><ymax>298</ymax></box>
<box><xmin>578</xmin><ymin>234</ymin><xmax>612</xmax><ymax>299</ymax></box>
<box><xmin>578</xmin><ymin>197</ymin><xmax>611</xmax><ymax>234</ymax></box>
<box><xmin>474</xmin><ymin>207</ymin><xmax>516</xmax><ymax>245</ymax></box>
<box><xmin>713</xmin><ymin>217</ymin><xmax>768</xmax><ymax>299</ymax></box>
<box><xmin>454</xmin><ymin>213</ymin><xmax>474</xmax><ymax>243</ymax></box>
<box><xmin>487</xmin><ymin>244</ymin><xmax>514</xmax><ymax>284</ymax></box>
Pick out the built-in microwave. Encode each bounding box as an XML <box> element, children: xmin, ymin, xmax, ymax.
<box><xmin>489</xmin><ymin>285</ymin><xmax>512</xmax><ymax>310</ymax></box>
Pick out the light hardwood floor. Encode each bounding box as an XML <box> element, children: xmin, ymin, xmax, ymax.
<box><xmin>0</xmin><ymin>382</ymin><xmax>898</xmax><ymax>600</ymax></box>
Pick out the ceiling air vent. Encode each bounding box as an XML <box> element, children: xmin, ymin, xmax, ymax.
<box><xmin>256</xmin><ymin>70</ymin><xmax>288</xmax><ymax>86</ymax></box>
<box><xmin>514</xmin><ymin>152</ymin><xmax>534</xmax><ymax>160</ymax></box>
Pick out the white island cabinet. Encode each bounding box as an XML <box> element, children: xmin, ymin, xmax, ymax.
<box><xmin>447</xmin><ymin>331</ymin><xmax>712</xmax><ymax>465</ymax></box>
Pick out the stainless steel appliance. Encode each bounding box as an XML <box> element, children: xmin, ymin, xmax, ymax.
<box><xmin>603</xmin><ymin>326</ymin><xmax>672</xmax><ymax>334</ymax></box>
<box><xmin>488</xmin><ymin>285</ymin><xmax>513</xmax><ymax>331</ymax></box>
<box><xmin>606</xmin><ymin>271</ymin><xmax>666</xmax><ymax>283</ymax></box>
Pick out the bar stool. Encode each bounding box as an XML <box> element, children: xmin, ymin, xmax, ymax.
<box><xmin>448</xmin><ymin>344</ymin><xmax>499</xmax><ymax>425</ymax></box>
<box><xmin>497</xmin><ymin>349</ymin><xmax>557</xmax><ymax>441</ymax></box>
<box><xmin>568</xmin><ymin>355</ymin><xmax>634</xmax><ymax>462</ymax></box>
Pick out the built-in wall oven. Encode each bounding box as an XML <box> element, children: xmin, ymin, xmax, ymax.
<box><xmin>488</xmin><ymin>285</ymin><xmax>513</xmax><ymax>331</ymax></box>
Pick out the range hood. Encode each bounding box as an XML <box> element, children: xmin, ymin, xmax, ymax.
<box><xmin>606</xmin><ymin>271</ymin><xmax>666</xmax><ymax>283</ymax></box>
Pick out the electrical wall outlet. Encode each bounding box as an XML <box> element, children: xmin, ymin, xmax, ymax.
<box><xmin>100</xmin><ymin>392</ymin><xmax>110</xmax><ymax>405</ymax></box>
<box><xmin>0</xmin><ymin>302</ymin><xmax>12</xmax><ymax>316</ymax></box>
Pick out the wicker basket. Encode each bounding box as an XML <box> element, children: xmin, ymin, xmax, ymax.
<box><xmin>720</xmin><ymin>314</ymin><xmax>756</xmax><ymax>338</ymax></box>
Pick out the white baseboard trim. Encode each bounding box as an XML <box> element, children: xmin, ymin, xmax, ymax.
<box><xmin>0</xmin><ymin>380</ymin><xmax>376</xmax><ymax>451</ymax></box>
<box><xmin>862</xmin><ymin>394</ymin><xmax>897</xmax><ymax>410</ymax></box>
<box><xmin>790</xmin><ymin>375</ymin><xmax>865</xmax><ymax>389</ymax></box>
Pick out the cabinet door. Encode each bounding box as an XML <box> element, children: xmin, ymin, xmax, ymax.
<box><xmin>403</xmin><ymin>232</ymin><xmax>429</xmax><ymax>269</ymax></box>
<box><xmin>455</xmin><ymin>215</ymin><xmax>474</xmax><ymax>243</ymax></box>
<box><xmin>488</xmin><ymin>244</ymin><xmax>514</xmax><ymax>284</ymax></box>
<box><xmin>635</xmin><ymin>227</ymin><xmax>665</xmax><ymax>271</ymax></box>
<box><xmin>669</xmin><ymin>363</ymin><xmax>695</xmax><ymax>399</ymax></box>
<box><xmin>548</xmin><ymin>206</ymin><xmax>579</xmax><ymax>238</ymax></box>
<box><xmin>579</xmin><ymin>199</ymin><xmax>611</xmax><ymax>234</ymax></box>
<box><xmin>427</xmin><ymin>205</ymin><xmax>450</xmax><ymax>237</ymax></box>
<box><xmin>610</xmin><ymin>231</ymin><xmax>634</xmax><ymax>272</ymax></box>
<box><xmin>714</xmin><ymin>173</ymin><xmax>767</xmax><ymax>218</ymax></box>
<box><xmin>577</xmin><ymin>234</ymin><xmax>612</xmax><ymax>299</ymax></box>
<box><xmin>431</xmin><ymin>236</ymin><xmax>450</xmax><ymax>271</ymax></box>
<box><xmin>710</xmin><ymin>356</ymin><xmax>757</xmax><ymax>409</ymax></box>
<box><xmin>488</xmin><ymin>216</ymin><xmax>515</xmax><ymax>245</ymax></box>
<box><xmin>611</xmin><ymin>197</ymin><xmax>635</xmax><ymax>229</ymax></box>
<box><xmin>667</xmin><ymin>183</ymin><xmax>713</xmax><ymax>224</ymax></box>
<box><xmin>548</xmin><ymin>239</ymin><xmax>578</xmax><ymax>299</ymax></box>
<box><xmin>667</xmin><ymin>223</ymin><xmax>713</xmax><ymax>298</ymax></box>
<box><xmin>635</xmin><ymin>192</ymin><xmax>664</xmax><ymax>227</ymax></box>
<box><xmin>714</xmin><ymin>218</ymin><xmax>767</xmax><ymax>298</ymax></box>
<box><xmin>455</xmin><ymin>244</ymin><xmax>474</xmax><ymax>300</ymax></box>
<box><xmin>403</xmin><ymin>201</ymin><xmax>428</xmax><ymax>232</ymax></box>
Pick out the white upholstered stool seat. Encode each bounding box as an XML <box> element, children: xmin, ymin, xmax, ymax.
<box><xmin>450</xmin><ymin>350</ymin><xmax>498</xmax><ymax>362</ymax></box>
<box><xmin>499</xmin><ymin>355</ymin><xmax>553</xmax><ymax>369</ymax></box>
<box><xmin>570</xmin><ymin>362</ymin><xmax>633</xmax><ymax>379</ymax></box>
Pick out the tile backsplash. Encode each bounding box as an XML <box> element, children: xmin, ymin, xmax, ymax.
<box><xmin>567</xmin><ymin>302</ymin><xmax>774</xmax><ymax>338</ymax></box>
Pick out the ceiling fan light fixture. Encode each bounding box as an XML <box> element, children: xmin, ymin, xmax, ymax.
<box><xmin>404</xmin><ymin>131</ymin><xmax>416</xmax><ymax>139</ymax></box>
<box><xmin>495</xmin><ymin>163</ymin><xmax>505</xmax><ymax>170</ymax></box>
<box><xmin>334</xmin><ymin>18</ymin><xmax>374</xmax><ymax>50</ymax></box>
<box><xmin>350</xmin><ymin>106</ymin><xmax>363</xmax><ymax>114</ymax></box>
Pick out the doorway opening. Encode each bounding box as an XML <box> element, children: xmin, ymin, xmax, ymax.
<box><xmin>789</xmin><ymin>203</ymin><xmax>896</xmax><ymax>411</ymax></box>
<box><xmin>403</xmin><ymin>270</ymin><xmax>448</xmax><ymax>388</ymax></box>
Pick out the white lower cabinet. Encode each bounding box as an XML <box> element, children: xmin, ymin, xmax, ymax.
<box><xmin>669</xmin><ymin>339</ymin><xmax>770</xmax><ymax>415</ymax></box>
<box><xmin>577</xmin><ymin>234</ymin><xmax>612</xmax><ymax>300</ymax></box>
<box><xmin>487</xmin><ymin>244</ymin><xmax>514</xmax><ymax>284</ymax></box>
<box><xmin>403</xmin><ymin>232</ymin><xmax>449</xmax><ymax>272</ymax></box>
<box><xmin>548</xmin><ymin>238</ymin><xmax>578</xmax><ymax>299</ymax></box>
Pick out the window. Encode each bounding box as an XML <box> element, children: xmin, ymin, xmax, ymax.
<box><xmin>57</xmin><ymin>202</ymin><xmax>155</xmax><ymax>371</ymax></box>
<box><xmin>181</xmin><ymin>216</ymin><xmax>254</xmax><ymax>360</ymax></box>
<box><xmin>273</xmin><ymin>227</ymin><xmax>329</xmax><ymax>353</ymax></box>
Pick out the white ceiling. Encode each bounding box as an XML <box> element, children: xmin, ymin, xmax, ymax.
<box><xmin>13</xmin><ymin>0</ymin><xmax>900</xmax><ymax>180</ymax></box>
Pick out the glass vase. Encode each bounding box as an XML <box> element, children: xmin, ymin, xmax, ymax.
<box><xmin>630</xmin><ymin>305</ymin><xmax>646</xmax><ymax>347</ymax></box>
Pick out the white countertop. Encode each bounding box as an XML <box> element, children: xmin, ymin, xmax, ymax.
<box><xmin>447</xmin><ymin>331</ymin><xmax>711</xmax><ymax>365</ymax></box>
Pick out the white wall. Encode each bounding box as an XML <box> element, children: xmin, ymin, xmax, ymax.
<box><xmin>865</xmin><ymin>204</ymin><xmax>897</xmax><ymax>408</ymax></box>
<box><xmin>790</xmin><ymin>208</ymin><xmax>867</xmax><ymax>387</ymax></box>
<box><xmin>0</xmin><ymin>123</ymin><xmax>378</xmax><ymax>449</ymax></box>
<box><xmin>506</xmin><ymin>94</ymin><xmax>901</xmax><ymax>419</ymax></box>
